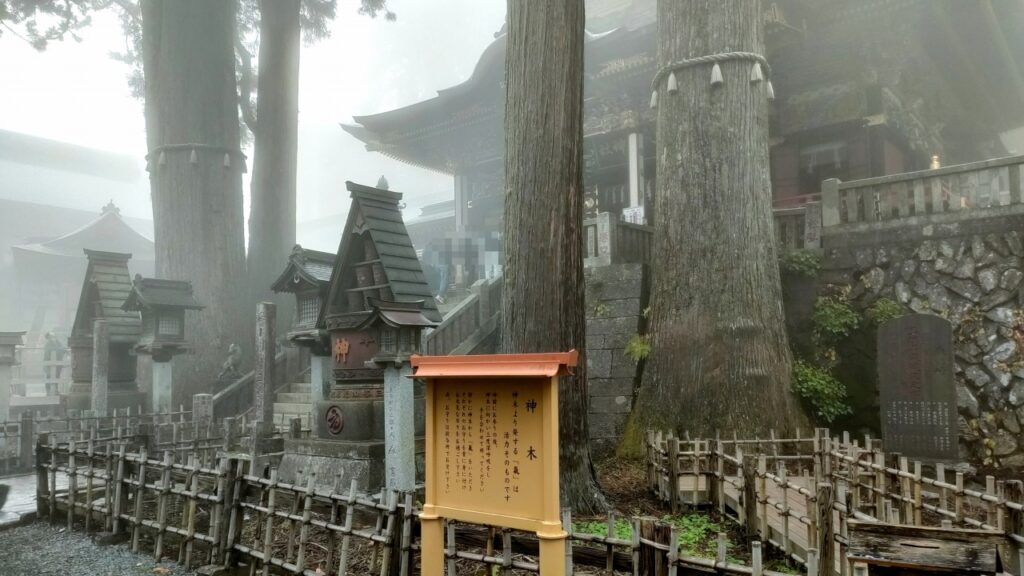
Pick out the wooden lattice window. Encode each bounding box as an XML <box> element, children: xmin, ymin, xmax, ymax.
<box><xmin>298</xmin><ymin>294</ymin><xmax>321</xmax><ymax>326</ymax></box>
<box><xmin>158</xmin><ymin>313</ymin><xmax>182</xmax><ymax>337</ymax></box>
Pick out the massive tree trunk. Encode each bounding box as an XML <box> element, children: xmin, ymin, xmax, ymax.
<box><xmin>502</xmin><ymin>0</ymin><xmax>606</xmax><ymax>514</ymax></box>
<box><xmin>247</xmin><ymin>0</ymin><xmax>300</xmax><ymax>335</ymax></box>
<box><xmin>141</xmin><ymin>0</ymin><xmax>248</xmax><ymax>404</ymax></box>
<box><xmin>626</xmin><ymin>0</ymin><xmax>805</xmax><ymax>441</ymax></box>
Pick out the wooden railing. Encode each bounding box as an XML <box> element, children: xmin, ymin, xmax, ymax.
<box><xmin>422</xmin><ymin>275</ymin><xmax>503</xmax><ymax>356</ymax></box>
<box><xmin>211</xmin><ymin>350</ymin><xmax>287</xmax><ymax>420</ymax></box>
<box><xmin>38</xmin><ymin>435</ymin><xmax>817</xmax><ymax>576</ymax></box>
<box><xmin>774</xmin><ymin>203</ymin><xmax>822</xmax><ymax>253</ymax></box>
<box><xmin>584</xmin><ymin>212</ymin><xmax>654</xmax><ymax>267</ymax></box>
<box><xmin>647</xmin><ymin>429</ymin><xmax>1024</xmax><ymax>576</ymax></box>
<box><xmin>822</xmin><ymin>154</ymin><xmax>1024</xmax><ymax>228</ymax></box>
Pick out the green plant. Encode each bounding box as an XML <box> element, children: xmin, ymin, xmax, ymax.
<box><xmin>624</xmin><ymin>333</ymin><xmax>651</xmax><ymax>362</ymax></box>
<box><xmin>593</xmin><ymin>302</ymin><xmax>610</xmax><ymax>316</ymax></box>
<box><xmin>866</xmin><ymin>297</ymin><xmax>905</xmax><ymax>324</ymax></box>
<box><xmin>812</xmin><ymin>294</ymin><xmax>859</xmax><ymax>345</ymax></box>
<box><xmin>779</xmin><ymin>249</ymin><xmax>821</xmax><ymax>277</ymax></box>
<box><xmin>573</xmin><ymin>517</ymin><xmax>633</xmax><ymax>541</ymax></box>
<box><xmin>792</xmin><ymin>360</ymin><xmax>852</xmax><ymax>424</ymax></box>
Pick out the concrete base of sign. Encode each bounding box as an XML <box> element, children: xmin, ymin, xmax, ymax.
<box><xmin>63</xmin><ymin>387</ymin><xmax>145</xmax><ymax>414</ymax></box>
<box><xmin>277</xmin><ymin>437</ymin><xmax>425</xmax><ymax>494</ymax></box>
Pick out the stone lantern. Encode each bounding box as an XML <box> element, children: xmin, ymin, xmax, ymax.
<box><xmin>0</xmin><ymin>332</ymin><xmax>25</xmax><ymax>420</ymax></box>
<box><xmin>122</xmin><ymin>275</ymin><xmax>204</xmax><ymax>413</ymax></box>
<box><xmin>357</xmin><ymin>298</ymin><xmax>437</xmax><ymax>491</ymax></box>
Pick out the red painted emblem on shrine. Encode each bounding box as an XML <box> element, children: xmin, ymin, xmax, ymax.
<box><xmin>325</xmin><ymin>405</ymin><xmax>344</xmax><ymax>435</ymax></box>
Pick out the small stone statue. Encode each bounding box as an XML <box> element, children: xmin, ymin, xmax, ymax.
<box><xmin>218</xmin><ymin>343</ymin><xmax>242</xmax><ymax>380</ymax></box>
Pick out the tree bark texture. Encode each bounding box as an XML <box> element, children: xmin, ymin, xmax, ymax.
<box><xmin>247</xmin><ymin>0</ymin><xmax>300</xmax><ymax>336</ymax></box>
<box><xmin>629</xmin><ymin>0</ymin><xmax>804</xmax><ymax>439</ymax></box>
<box><xmin>502</xmin><ymin>0</ymin><xmax>606</xmax><ymax>514</ymax></box>
<box><xmin>142</xmin><ymin>0</ymin><xmax>248</xmax><ymax>404</ymax></box>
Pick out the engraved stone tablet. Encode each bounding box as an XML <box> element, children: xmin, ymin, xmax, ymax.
<box><xmin>877</xmin><ymin>313</ymin><xmax>957</xmax><ymax>460</ymax></box>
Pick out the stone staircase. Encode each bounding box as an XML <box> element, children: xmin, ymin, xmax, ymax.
<box><xmin>272</xmin><ymin>381</ymin><xmax>312</xmax><ymax>429</ymax></box>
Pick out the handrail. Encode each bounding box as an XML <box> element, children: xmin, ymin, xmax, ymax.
<box><xmin>837</xmin><ymin>154</ymin><xmax>1024</xmax><ymax>190</ymax></box>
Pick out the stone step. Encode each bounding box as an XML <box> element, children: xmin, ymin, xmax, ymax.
<box><xmin>288</xmin><ymin>383</ymin><xmax>312</xmax><ymax>394</ymax></box>
<box><xmin>273</xmin><ymin>402</ymin><xmax>312</xmax><ymax>415</ymax></box>
<box><xmin>276</xmin><ymin>392</ymin><xmax>311</xmax><ymax>404</ymax></box>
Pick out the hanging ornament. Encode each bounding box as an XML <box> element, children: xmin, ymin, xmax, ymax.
<box><xmin>189</xmin><ymin>149</ymin><xmax>198</xmax><ymax>164</ymax></box>
<box><xmin>766</xmin><ymin>80</ymin><xmax>776</xmax><ymax>101</ymax></box>
<box><xmin>667</xmin><ymin>71</ymin><xmax>679</xmax><ymax>94</ymax></box>
<box><xmin>649</xmin><ymin>90</ymin><xmax>659</xmax><ymax>109</ymax></box>
<box><xmin>710</xmin><ymin>63</ymin><xmax>724</xmax><ymax>87</ymax></box>
<box><xmin>750</xmin><ymin>62</ymin><xmax>764</xmax><ymax>84</ymax></box>
<box><xmin>223</xmin><ymin>153</ymin><xmax>231</xmax><ymax>168</ymax></box>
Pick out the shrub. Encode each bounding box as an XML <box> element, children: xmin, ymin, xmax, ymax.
<box><xmin>866</xmin><ymin>297</ymin><xmax>905</xmax><ymax>324</ymax></box>
<box><xmin>812</xmin><ymin>294</ymin><xmax>859</xmax><ymax>345</ymax></box>
<box><xmin>779</xmin><ymin>249</ymin><xmax>821</xmax><ymax>277</ymax></box>
<box><xmin>624</xmin><ymin>333</ymin><xmax>651</xmax><ymax>362</ymax></box>
<box><xmin>792</xmin><ymin>360</ymin><xmax>852</xmax><ymax>424</ymax></box>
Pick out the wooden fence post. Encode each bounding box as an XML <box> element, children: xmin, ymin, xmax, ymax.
<box><xmin>35</xmin><ymin>432</ymin><xmax>49</xmax><ymax>517</ymax></box>
<box><xmin>19</xmin><ymin>411</ymin><xmax>34</xmax><ymax>471</ymax></box>
<box><xmin>668</xmin><ymin>435</ymin><xmax>679</xmax><ymax>514</ymax></box>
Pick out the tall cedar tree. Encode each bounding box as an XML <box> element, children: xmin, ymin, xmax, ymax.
<box><xmin>502</xmin><ymin>0</ymin><xmax>606</xmax><ymax>514</ymax></box>
<box><xmin>141</xmin><ymin>0</ymin><xmax>248</xmax><ymax>403</ymax></box>
<box><xmin>246</xmin><ymin>0</ymin><xmax>301</xmax><ymax>336</ymax></box>
<box><xmin>626</xmin><ymin>0</ymin><xmax>805</xmax><ymax>443</ymax></box>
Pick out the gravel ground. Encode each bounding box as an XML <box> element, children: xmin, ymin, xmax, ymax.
<box><xmin>0</xmin><ymin>521</ymin><xmax>196</xmax><ymax>576</ymax></box>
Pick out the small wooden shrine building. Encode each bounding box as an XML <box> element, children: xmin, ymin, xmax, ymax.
<box><xmin>278</xmin><ymin>180</ymin><xmax>442</xmax><ymax>492</ymax></box>
<box><xmin>271</xmin><ymin>244</ymin><xmax>336</xmax><ymax>334</ymax></box>
<box><xmin>66</xmin><ymin>249</ymin><xmax>144</xmax><ymax>411</ymax></box>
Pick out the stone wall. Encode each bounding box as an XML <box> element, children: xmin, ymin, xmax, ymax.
<box><xmin>584</xmin><ymin>263</ymin><xmax>646</xmax><ymax>458</ymax></box>
<box><xmin>823</xmin><ymin>212</ymin><xmax>1024</xmax><ymax>467</ymax></box>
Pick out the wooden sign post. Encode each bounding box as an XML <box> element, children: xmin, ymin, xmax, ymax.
<box><xmin>411</xmin><ymin>351</ymin><xmax>576</xmax><ymax>576</ymax></box>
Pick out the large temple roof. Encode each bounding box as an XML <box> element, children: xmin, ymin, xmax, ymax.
<box><xmin>12</xmin><ymin>202</ymin><xmax>155</xmax><ymax>264</ymax></box>
<box><xmin>342</xmin><ymin>0</ymin><xmax>1024</xmax><ymax>174</ymax></box>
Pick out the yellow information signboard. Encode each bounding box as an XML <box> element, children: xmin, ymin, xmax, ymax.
<box><xmin>410</xmin><ymin>351</ymin><xmax>577</xmax><ymax>576</ymax></box>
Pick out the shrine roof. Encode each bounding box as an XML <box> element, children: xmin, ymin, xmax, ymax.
<box><xmin>122</xmin><ymin>276</ymin><xmax>204</xmax><ymax>311</ymax></box>
<box><xmin>410</xmin><ymin>350</ymin><xmax>579</xmax><ymax>379</ymax></box>
<box><xmin>71</xmin><ymin>250</ymin><xmax>142</xmax><ymax>343</ymax></box>
<box><xmin>271</xmin><ymin>245</ymin><xmax>336</xmax><ymax>293</ymax></box>
<box><xmin>12</xmin><ymin>201</ymin><xmax>154</xmax><ymax>263</ymax></box>
<box><xmin>320</xmin><ymin>182</ymin><xmax>442</xmax><ymax>327</ymax></box>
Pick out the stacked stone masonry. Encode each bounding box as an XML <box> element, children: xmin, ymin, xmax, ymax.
<box><xmin>825</xmin><ymin>214</ymin><xmax>1024</xmax><ymax>467</ymax></box>
<box><xmin>585</xmin><ymin>263</ymin><xmax>645</xmax><ymax>458</ymax></box>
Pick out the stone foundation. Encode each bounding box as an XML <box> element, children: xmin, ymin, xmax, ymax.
<box><xmin>584</xmin><ymin>263</ymin><xmax>646</xmax><ymax>458</ymax></box>
<box><xmin>824</xmin><ymin>214</ymin><xmax>1024</xmax><ymax>466</ymax></box>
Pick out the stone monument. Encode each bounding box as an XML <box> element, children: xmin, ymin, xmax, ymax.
<box><xmin>877</xmin><ymin>313</ymin><xmax>958</xmax><ymax>460</ymax></box>
<box><xmin>277</xmin><ymin>181</ymin><xmax>442</xmax><ymax>492</ymax></box>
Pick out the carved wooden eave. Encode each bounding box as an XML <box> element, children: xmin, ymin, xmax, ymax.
<box><xmin>270</xmin><ymin>244</ymin><xmax>336</xmax><ymax>294</ymax></box>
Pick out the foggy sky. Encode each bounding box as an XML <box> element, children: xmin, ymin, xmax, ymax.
<box><xmin>0</xmin><ymin>0</ymin><xmax>507</xmax><ymax>251</ymax></box>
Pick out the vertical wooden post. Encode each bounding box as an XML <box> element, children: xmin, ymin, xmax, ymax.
<box><xmin>294</xmin><ymin>475</ymin><xmax>315</xmax><ymax>571</ymax></box>
<box><xmin>757</xmin><ymin>455</ymin><xmax>768</xmax><ymax>538</ymax></box>
<box><xmin>112</xmin><ymin>442</ymin><xmax>127</xmax><ymax>534</ymax></box>
<box><xmin>35</xmin><ymin>432</ymin><xmax>50</xmax><ymax>517</ymax></box>
<box><xmin>48</xmin><ymin>435</ymin><xmax>58</xmax><ymax>523</ymax></box>
<box><xmin>84</xmin><ymin>436</ymin><xmax>95</xmax><ymax>533</ymax></box>
<box><xmin>716</xmin><ymin>440</ymin><xmax>725</xmax><ymax>515</ymax></box>
<box><xmin>184</xmin><ymin>454</ymin><xmax>201</xmax><ymax>568</ymax></box>
<box><xmin>912</xmin><ymin>461</ymin><xmax>922</xmax><ymax>526</ymax></box>
<box><xmin>955</xmin><ymin>472</ymin><xmax>964</xmax><ymax>525</ymax></box>
<box><xmin>67</xmin><ymin>439</ymin><xmax>77</xmax><ymax>530</ymax></box>
<box><xmin>873</xmin><ymin>450</ymin><xmax>885</xmax><ymax>520</ymax></box>
<box><xmin>668</xmin><ymin>435</ymin><xmax>679</xmax><ymax>514</ymax></box>
<box><xmin>19</xmin><ymin>410</ymin><xmax>34</xmax><ymax>471</ymax></box>
<box><xmin>131</xmin><ymin>446</ymin><xmax>148</xmax><ymax>552</ymax></box>
<box><xmin>261</xmin><ymin>468</ymin><xmax>278</xmax><ymax>576</ymax></box>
